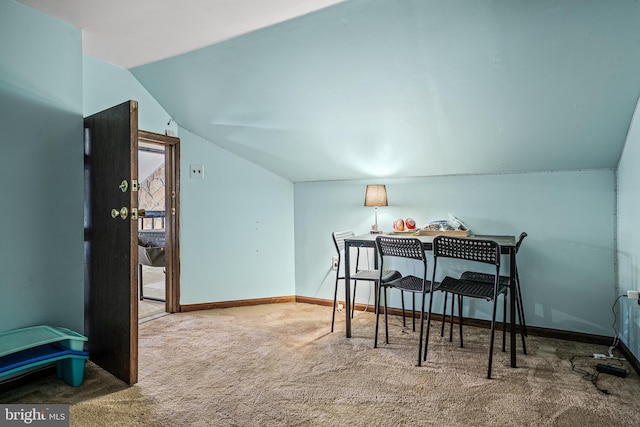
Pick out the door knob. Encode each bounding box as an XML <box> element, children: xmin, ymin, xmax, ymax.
<box><xmin>110</xmin><ymin>207</ymin><xmax>128</xmax><ymax>220</ymax></box>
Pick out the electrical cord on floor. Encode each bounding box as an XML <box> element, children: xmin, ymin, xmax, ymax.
<box><xmin>569</xmin><ymin>295</ymin><xmax>631</xmax><ymax>395</ymax></box>
<box><xmin>609</xmin><ymin>295</ymin><xmax>626</xmax><ymax>358</ymax></box>
<box><xmin>570</xmin><ymin>355</ymin><xmax>610</xmax><ymax>395</ymax></box>
<box><xmin>570</xmin><ymin>352</ymin><xmax>629</xmax><ymax>395</ymax></box>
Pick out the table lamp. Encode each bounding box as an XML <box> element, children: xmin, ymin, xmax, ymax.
<box><xmin>364</xmin><ymin>184</ymin><xmax>387</xmax><ymax>234</ymax></box>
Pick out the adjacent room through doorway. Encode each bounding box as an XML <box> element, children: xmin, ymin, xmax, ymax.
<box><xmin>137</xmin><ymin>131</ymin><xmax>181</xmax><ymax>321</ymax></box>
<box><xmin>138</xmin><ymin>141</ymin><xmax>167</xmax><ymax>320</ymax></box>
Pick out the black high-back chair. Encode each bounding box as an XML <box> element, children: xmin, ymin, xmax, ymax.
<box><xmin>331</xmin><ymin>231</ymin><xmax>401</xmax><ymax>332</ymax></box>
<box><xmin>424</xmin><ymin>236</ymin><xmax>507</xmax><ymax>378</ymax></box>
<box><xmin>374</xmin><ymin>236</ymin><xmax>431</xmax><ymax>366</ymax></box>
<box><xmin>460</xmin><ymin>232</ymin><xmax>528</xmax><ymax>354</ymax></box>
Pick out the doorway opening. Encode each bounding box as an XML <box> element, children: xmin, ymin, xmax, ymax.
<box><xmin>137</xmin><ymin>130</ymin><xmax>180</xmax><ymax>321</ymax></box>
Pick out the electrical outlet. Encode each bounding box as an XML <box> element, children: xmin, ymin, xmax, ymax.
<box><xmin>190</xmin><ymin>164</ymin><xmax>204</xmax><ymax>179</ymax></box>
<box><xmin>332</xmin><ymin>256</ymin><xmax>339</xmax><ymax>270</ymax></box>
<box><xmin>627</xmin><ymin>290</ymin><xmax>640</xmax><ymax>306</ymax></box>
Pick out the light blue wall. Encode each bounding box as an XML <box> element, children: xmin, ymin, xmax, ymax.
<box><xmin>83</xmin><ymin>55</ymin><xmax>177</xmax><ymax>135</ymax></box>
<box><xmin>617</xmin><ymin>96</ymin><xmax>640</xmax><ymax>362</ymax></box>
<box><xmin>178</xmin><ymin>128</ymin><xmax>295</xmax><ymax>304</ymax></box>
<box><xmin>0</xmin><ymin>1</ymin><xmax>84</xmax><ymax>332</ymax></box>
<box><xmin>295</xmin><ymin>170</ymin><xmax>616</xmax><ymax>336</ymax></box>
<box><xmin>2</xmin><ymin>0</ymin><xmax>630</xmax><ymax>348</ymax></box>
<box><xmin>82</xmin><ymin>57</ymin><xmax>296</xmax><ymax>305</ymax></box>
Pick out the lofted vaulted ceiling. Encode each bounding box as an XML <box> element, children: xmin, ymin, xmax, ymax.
<box><xmin>20</xmin><ymin>0</ymin><xmax>640</xmax><ymax>182</ymax></box>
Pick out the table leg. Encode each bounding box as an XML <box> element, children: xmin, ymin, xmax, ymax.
<box><xmin>510</xmin><ymin>248</ymin><xmax>517</xmax><ymax>368</ymax></box>
<box><xmin>373</xmin><ymin>245</ymin><xmax>379</xmax><ymax>311</ymax></box>
<box><xmin>345</xmin><ymin>241</ymin><xmax>352</xmax><ymax>338</ymax></box>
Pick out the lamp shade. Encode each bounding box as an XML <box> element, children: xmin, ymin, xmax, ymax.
<box><xmin>364</xmin><ymin>185</ymin><xmax>388</xmax><ymax>207</ymax></box>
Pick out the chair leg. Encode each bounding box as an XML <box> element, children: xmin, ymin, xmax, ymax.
<box><xmin>384</xmin><ymin>288</ymin><xmax>390</xmax><ymax>344</ymax></box>
<box><xmin>519</xmin><ymin>319</ymin><xmax>528</xmax><ymax>355</ymax></box>
<box><xmin>518</xmin><ymin>295</ymin><xmax>528</xmax><ymax>355</ymax></box>
<box><xmin>515</xmin><ymin>269</ymin><xmax>528</xmax><ymax>355</ymax></box>
<box><xmin>515</xmin><ymin>267</ymin><xmax>527</xmax><ymax>336</ymax></box>
<box><xmin>331</xmin><ymin>277</ymin><xmax>339</xmax><ymax>333</ymax></box>
<box><xmin>423</xmin><ymin>288</ymin><xmax>437</xmax><ymax>363</ymax></box>
<box><xmin>502</xmin><ymin>291</ymin><xmax>507</xmax><ymax>352</ymax></box>
<box><xmin>450</xmin><ymin>295</ymin><xmax>455</xmax><ymax>342</ymax></box>
<box><xmin>401</xmin><ymin>290</ymin><xmax>406</xmax><ymax>328</ymax></box>
<box><xmin>417</xmin><ymin>291</ymin><xmax>427</xmax><ymax>366</ymax></box>
<box><xmin>374</xmin><ymin>282</ymin><xmax>382</xmax><ymax>348</ymax></box>
<box><xmin>412</xmin><ymin>293</ymin><xmax>416</xmax><ymax>332</ymax></box>
<box><xmin>458</xmin><ymin>295</ymin><xmax>464</xmax><ymax>348</ymax></box>
<box><xmin>441</xmin><ymin>292</ymin><xmax>448</xmax><ymax>337</ymax></box>
<box><xmin>487</xmin><ymin>297</ymin><xmax>499</xmax><ymax>379</ymax></box>
<box><xmin>351</xmin><ymin>280</ymin><xmax>358</xmax><ymax>319</ymax></box>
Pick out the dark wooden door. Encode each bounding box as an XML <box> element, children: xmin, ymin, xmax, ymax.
<box><xmin>84</xmin><ymin>101</ymin><xmax>139</xmax><ymax>385</ymax></box>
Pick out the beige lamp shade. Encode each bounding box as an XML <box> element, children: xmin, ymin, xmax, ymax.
<box><xmin>364</xmin><ymin>185</ymin><xmax>387</xmax><ymax>233</ymax></box>
<box><xmin>364</xmin><ymin>185</ymin><xmax>388</xmax><ymax>207</ymax></box>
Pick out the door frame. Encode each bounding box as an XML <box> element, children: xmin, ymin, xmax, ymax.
<box><xmin>139</xmin><ymin>130</ymin><xmax>181</xmax><ymax>313</ymax></box>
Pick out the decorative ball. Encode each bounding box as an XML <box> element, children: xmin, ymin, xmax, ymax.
<box><xmin>393</xmin><ymin>219</ymin><xmax>405</xmax><ymax>231</ymax></box>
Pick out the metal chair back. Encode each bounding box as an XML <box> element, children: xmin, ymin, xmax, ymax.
<box><xmin>432</xmin><ymin>235</ymin><xmax>500</xmax><ymax>267</ymax></box>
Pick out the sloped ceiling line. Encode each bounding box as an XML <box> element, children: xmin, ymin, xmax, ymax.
<box><xmin>19</xmin><ymin>0</ymin><xmax>640</xmax><ymax>182</ymax></box>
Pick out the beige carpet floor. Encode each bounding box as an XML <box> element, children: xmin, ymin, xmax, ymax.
<box><xmin>2</xmin><ymin>303</ymin><xmax>639</xmax><ymax>426</ymax></box>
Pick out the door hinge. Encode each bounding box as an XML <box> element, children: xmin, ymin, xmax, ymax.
<box><xmin>131</xmin><ymin>180</ymin><xmax>139</xmax><ymax>192</ymax></box>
